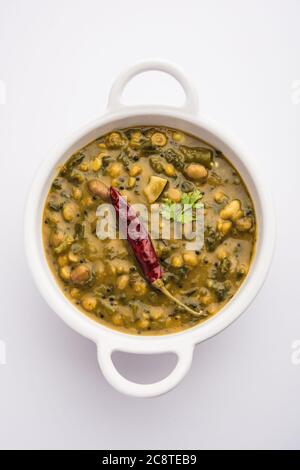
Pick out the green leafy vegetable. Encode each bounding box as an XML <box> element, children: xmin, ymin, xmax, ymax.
<box><xmin>205</xmin><ymin>226</ymin><xmax>221</xmax><ymax>252</ymax></box>
<box><xmin>51</xmin><ymin>178</ymin><xmax>63</xmax><ymax>190</ymax></box>
<box><xmin>74</xmin><ymin>223</ymin><xmax>85</xmax><ymax>239</ymax></box>
<box><xmin>48</xmin><ymin>201</ymin><xmax>62</xmax><ymax>211</ymax></box>
<box><xmin>117</xmin><ymin>149</ymin><xmax>132</xmax><ymax>169</ymax></box>
<box><xmin>59</xmin><ymin>152</ymin><xmax>85</xmax><ymax>178</ymax></box>
<box><xmin>53</xmin><ymin>235</ymin><xmax>74</xmax><ymax>255</ymax></box>
<box><xmin>149</xmin><ymin>156</ymin><xmax>165</xmax><ymax>173</ymax></box>
<box><xmin>162</xmin><ymin>148</ymin><xmax>185</xmax><ymax>169</ymax></box>
<box><xmin>181</xmin><ymin>190</ymin><xmax>203</xmax><ymax>206</ymax></box>
<box><xmin>216</xmin><ymin>257</ymin><xmax>231</xmax><ymax>280</ymax></box>
<box><xmin>208</xmin><ymin>279</ymin><xmax>230</xmax><ymax>301</ymax></box>
<box><xmin>161</xmin><ymin>190</ymin><xmax>203</xmax><ymax>224</ymax></box>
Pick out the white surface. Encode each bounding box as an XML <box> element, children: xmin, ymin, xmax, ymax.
<box><xmin>24</xmin><ymin>59</ymin><xmax>275</xmax><ymax>399</ymax></box>
<box><xmin>0</xmin><ymin>0</ymin><xmax>299</xmax><ymax>450</ymax></box>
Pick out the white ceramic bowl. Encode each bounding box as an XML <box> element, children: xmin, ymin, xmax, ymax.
<box><xmin>25</xmin><ymin>60</ymin><xmax>275</xmax><ymax>398</ymax></box>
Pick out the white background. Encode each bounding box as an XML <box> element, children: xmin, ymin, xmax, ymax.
<box><xmin>0</xmin><ymin>0</ymin><xmax>299</xmax><ymax>450</ymax></box>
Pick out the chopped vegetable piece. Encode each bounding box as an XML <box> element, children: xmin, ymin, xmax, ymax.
<box><xmin>151</xmin><ymin>132</ymin><xmax>167</xmax><ymax>147</ymax></box>
<box><xmin>143</xmin><ymin>175</ymin><xmax>168</xmax><ymax>203</ymax></box>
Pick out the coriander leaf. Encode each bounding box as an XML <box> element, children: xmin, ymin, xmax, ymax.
<box><xmin>161</xmin><ymin>202</ymin><xmax>181</xmax><ymax>221</ymax></box>
<box><xmin>161</xmin><ymin>190</ymin><xmax>204</xmax><ymax>224</ymax></box>
<box><xmin>181</xmin><ymin>189</ymin><xmax>203</xmax><ymax>206</ymax></box>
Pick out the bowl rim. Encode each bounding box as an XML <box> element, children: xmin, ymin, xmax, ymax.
<box><xmin>24</xmin><ymin>106</ymin><xmax>275</xmax><ymax>355</ymax></box>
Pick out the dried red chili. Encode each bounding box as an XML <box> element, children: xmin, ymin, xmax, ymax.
<box><xmin>110</xmin><ymin>186</ymin><xmax>162</xmax><ymax>284</ymax></box>
<box><xmin>110</xmin><ymin>186</ymin><xmax>202</xmax><ymax>317</ymax></box>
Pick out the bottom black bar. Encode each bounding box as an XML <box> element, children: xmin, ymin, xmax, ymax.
<box><xmin>1</xmin><ymin>449</ymin><xmax>299</xmax><ymax>461</ymax></box>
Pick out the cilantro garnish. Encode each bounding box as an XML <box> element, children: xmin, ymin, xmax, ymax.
<box><xmin>161</xmin><ymin>190</ymin><xmax>204</xmax><ymax>224</ymax></box>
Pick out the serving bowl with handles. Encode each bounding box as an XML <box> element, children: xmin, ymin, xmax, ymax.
<box><xmin>25</xmin><ymin>60</ymin><xmax>275</xmax><ymax>397</ymax></box>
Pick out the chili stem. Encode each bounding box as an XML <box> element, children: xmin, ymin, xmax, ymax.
<box><xmin>152</xmin><ymin>279</ymin><xmax>204</xmax><ymax>318</ymax></box>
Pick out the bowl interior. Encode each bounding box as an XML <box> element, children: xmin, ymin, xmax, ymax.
<box><xmin>28</xmin><ymin>110</ymin><xmax>273</xmax><ymax>349</ymax></box>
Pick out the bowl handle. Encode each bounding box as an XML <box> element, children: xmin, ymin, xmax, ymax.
<box><xmin>107</xmin><ymin>59</ymin><xmax>199</xmax><ymax>115</ymax></box>
<box><xmin>97</xmin><ymin>340</ymin><xmax>194</xmax><ymax>398</ymax></box>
